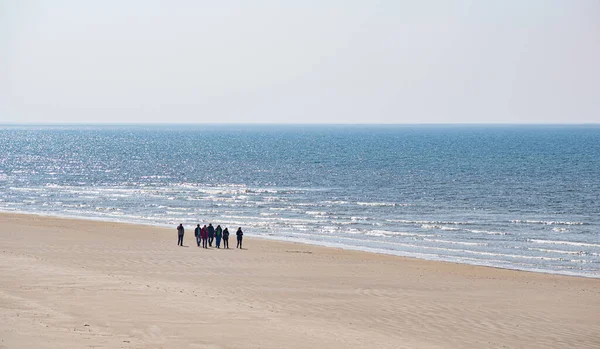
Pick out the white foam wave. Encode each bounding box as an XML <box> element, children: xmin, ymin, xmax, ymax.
<box><xmin>423</xmin><ymin>238</ymin><xmax>487</xmax><ymax>246</ymax></box>
<box><xmin>162</xmin><ymin>207</ymin><xmax>190</xmax><ymax>211</ymax></box>
<box><xmin>421</xmin><ymin>224</ymin><xmax>460</xmax><ymax>231</ymax></box>
<box><xmin>357</xmin><ymin>202</ymin><xmax>408</xmax><ymax>207</ymax></box>
<box><xmin>306</xmin><ymin>211</ymin><xmax>328</xmax><ymax>216</ymax></box>
<box><xmin>528</xmin><ymin>239</ymin><xmax>600</xmax><ymax>248</ymax></box>
<box><xmin>95</xmin><ymin>207</ymin><xmax>122</xmax><ymax>211</ymax></box>
<box><xmin>351</xmin><ymin>216</ymin><xmax>372</xmax><ymax>221</ymax></box>
<box><xmin>363</xmin><ymin>230</ymin><xmax>427</xmax><ymax>238</ymax></box>
<box><xmin>527</xmin><ymin>248</ymin><xmax>587</xmax><ymax>255</ymax></box>
<box><xmin>364</xmin><ymin>231</ymin><xmax>387</xmax><ymax>237</ymax></box>
<box><xmin>9</xmin><ymin>187</ymin><xmax>46</xmax><ymax>192</ymax></box>
<box><xmin>511</xmin><ymin>220</ymin><xmax>585</xmax><ymax>226</ymax></box>
<box><xmin>262</xmin><ymin>196</ymin><xmax>284</xmax><ymax>202</ymax></box>
<box><xmin>388</xmin><ymin>219</ymin><xmax>473</xmax><ymax>225</ymax></box>
<box><xmin>61</xmin><ymin>203</ymin><xmax>90</xmax><ymax>208</ymax></box>
<box><xmin>464</xmin><ymin>229</ymin><xmax>508</xmax><ymax>235</ymax></box>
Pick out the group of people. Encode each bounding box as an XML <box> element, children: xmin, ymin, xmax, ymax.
<box><xmin>176</xmin><ymin>223</ymin><xmax>243</xmax><ymax>249</ymax></box>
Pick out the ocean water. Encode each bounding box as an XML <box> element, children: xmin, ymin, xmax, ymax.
<box><xmin>1</xmin><ymin>124</ymin><xmax>599</xmax><ymax>277</ymax></box>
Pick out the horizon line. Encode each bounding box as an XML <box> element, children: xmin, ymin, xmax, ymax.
<box><xmin>1</xmin><ymin>122</ymin><xmax>599</xmax><ymax>126</ymax></box>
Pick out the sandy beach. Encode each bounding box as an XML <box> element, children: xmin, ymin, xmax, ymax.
<box><xmin>0</xmin><ymin>212</ymin><xmax>598</xmax><ymax>348</ymax></box>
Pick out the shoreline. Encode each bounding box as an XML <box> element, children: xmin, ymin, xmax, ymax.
<box><xmin>1</xmin><ymin>212</ymin><xmax>599</xmax><ymax>348</ymax></box>
<box><xmin>1</xmin><ymin>209</ymin><xmax>597</xmax><ymax>279</ymax></box>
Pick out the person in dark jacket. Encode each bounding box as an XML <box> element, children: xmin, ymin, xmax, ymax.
<box><xmin>215</xmin><ymin>225</ymin><xmax>223</xmax><ymax>248</ymax></box>
<box><xmin>207</xmin><ymin>223</ymin><xmax>215</xmax><ymax>247</ymax></box>
<box><xmin>177</xmin><ymin>224</ymin><xmax>184</xmax><ymax>246</ymax></box>
<box><xmin>200</xmin><ymin>225</ymin><xmax>208</xmax><ymax>248</ymax></box>
<box><xmin>236</xmin><ymin>227</ymin><xmax>243</xmax><ymax>249</ymax></box>
<box><xmin>222</xmin><ymin>228</ymin><xmax>230</xmax><ymax>249</ymax></box>
<box><xmin>194</xmin><ymin>224</ymin><xmax>201</xmax><ymax>247</ymax></box>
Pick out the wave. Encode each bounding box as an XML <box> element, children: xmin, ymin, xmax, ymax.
<box><xmin>9</xmin><ymin>187</ymin><xmax>46</xmax><ymax>192</ymax></box>
<box><xmin>464</xmin><ymin>229</ymin><xmax>509</xmax><ymax>236</ymax></box>
<box><xmin>305</xmin><ymin>211</ymin><xmax>328</xmax><ymax>216</ymax></box>
<box><xmin>421</xmin><ymin>224</ymin><xmax>460</xmax><ymax>231</ymax></box>
<box><xmin>511</xmin><ymin>220</ymin><xmax>585</xmax><ymax>226</ymax></box>
<box><xmin>364</xmin><ymin>231</ymin><xmax>387</xmax><ymax>237</ymax></box>
<box><xmin>528</xmin><ymin>239</ymin><xmax>600</xmax><ymax>248</ymax></box>
<box><xmin>417</xmin><ymin>224</ymin><xmax>508</xmax><ymax>235</ymax></box>
<box><xmin>351</xmin><ymin>216</ymin><xmax>373</xmax><ymax>221</ymax></box>
<box><xmin>527</xmin><ymin>248</ymin><xmax>587</xmax><ymax>255</ymax></box>
<box><xmin>387</xmin><ymin>219</ymin><xmax>474</xmax><ymax>225</ymax></box>
<box><xmin>95</xmin><ymin>207</ymin><xmax>122</xmax><ymax>211</ymax></box>
<box><xmin>61</xmin><ymin>203</ymin><xmax>91</xmax><ymax>208</ymax></box>
<box><xmin>357</xmin><ymin>202</ymin><xmax>409</xmax><ymax>207</ymax></box>
<box><xmin>423</xmin><ymin>238</ymin><xmax>487</xmax><ymax>246</ymax></box>
<box><xmin>321</xmin><ymin>200</ymin><xmax>350</xmax><ymax>205</ymax></box>
<box><xmin>293</xmin><ymin>203</ymin><xmax>324</xmax><ymax>207</ymax></box>
<box><xmin>362</xmin><ymin>230</ymin><xmax>429</xmax><ymax>238</ymax></box>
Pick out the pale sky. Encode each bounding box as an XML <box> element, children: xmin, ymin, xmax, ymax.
<box><xmin>1</xmin><ymin>0</ymin><xmax>599</xmax><ymax>124</ymax></box>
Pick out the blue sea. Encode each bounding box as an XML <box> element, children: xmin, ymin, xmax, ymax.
<box><xmin>1</xmin><ymin>124</ymin><xmax>599</xmax><ymax>277</ymax></box>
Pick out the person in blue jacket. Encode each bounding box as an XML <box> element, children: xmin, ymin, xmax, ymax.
<box><xmin>215</xmin><ymin>225</ymin><xmax>223</xmax><ymax>248</ymax></box>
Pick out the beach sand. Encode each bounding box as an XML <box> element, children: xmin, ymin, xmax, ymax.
<box><xmin>0</xmin><ymin>213</ymin><xmax>598</xmax><ymax>348</ymax></box>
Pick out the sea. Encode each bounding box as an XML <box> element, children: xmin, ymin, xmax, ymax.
<box><xmin>1</xmin><ymin>124</ymin><xmax>599</xmax><ymax>277</ymax></box>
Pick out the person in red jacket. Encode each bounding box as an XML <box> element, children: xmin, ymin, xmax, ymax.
<box><xmin>200</xmin><ymin>225</ymin><xmax>208</xmax><ymax>249</ymax></box>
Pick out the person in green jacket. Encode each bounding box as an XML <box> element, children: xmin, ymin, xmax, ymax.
<box><xmin>215</xmin><ymin>225</ymin><xmax>223</xmax><ymax>248</ymax></box>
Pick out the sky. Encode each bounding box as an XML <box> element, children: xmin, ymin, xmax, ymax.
<box><xmin>1</xmin><ymin>0</ymin><xmax>599</xmax><ymax>124</ymax></box>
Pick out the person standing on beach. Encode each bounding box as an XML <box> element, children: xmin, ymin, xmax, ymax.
<box><xmin>222</xmin><ymin>227</ymin><xmax>230</xmax><ymax>249</ymax></box>
<box><xmin>200</xmin><ymin>224</ymin><xmax>208</xmax><ymax>249</ymax></box>
<box><xmin>236</xmin><ymin>227</ymin><xmax>243</xmax><ymax>249</ymax></box>
<box><xmin>194</xmin><ymin>224</ymin><xmax>201</xmax><ymax>247</ymax></box>
<box><xmin>215</xmin><ymin>225</ymin><xmax>223</xmax><ymax>249</ymax></box>
<box><xmin>177</xmin><ymin>224</ymin><xmax>184</xmax><ymax>246</ymax></box>
<box><xmin>207</xmin><ymin>223</ymin><xmax>215</xmax><ymax>247</ymax></box>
